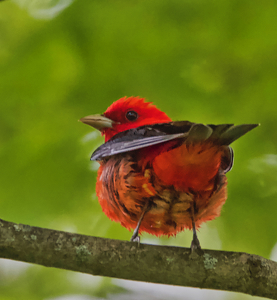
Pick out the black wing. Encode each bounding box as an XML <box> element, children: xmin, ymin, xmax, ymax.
<box><xmin>91</xmin><ymin>132</ymin><xmax>185</xmax><ymax>160</ymax></box>
<box><xmin>91</xmin><ymin>121</ymin><xmax>258</xmax><ymax>161</ymax></box>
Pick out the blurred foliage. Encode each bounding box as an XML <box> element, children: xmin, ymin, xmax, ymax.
<box><xmin>0</xmin><ymin>0</ymin><xmax>277</xmax><ymax>299</ymax></box>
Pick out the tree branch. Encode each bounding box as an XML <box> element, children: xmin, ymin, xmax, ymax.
<box><xmin>0</xmin><ymin>219</ymin><xmax>276</xmax><ymax>299</ymax></box>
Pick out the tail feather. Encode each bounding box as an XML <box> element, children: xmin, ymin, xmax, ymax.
<box><xmin>186</xmin><ymin>124</ymin><xmax>213</xmax><ymax>142</ymax></box>
<box><xmin>208</xmin><ymin>124</ymin><xmax>234</xmax><ymax>139</ymax></box>
<box><xmin>187</xmin><ymin>123</ymin><xmax>258</xmax><ymax>145</ymax></box>
<box><xmin>217</xmin><ymin>124</ymin><xmax>259</xmax><ymax>145</ymax></box>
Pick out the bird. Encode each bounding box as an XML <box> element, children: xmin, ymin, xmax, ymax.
<box><xmin>80</xmin><ymin>96</ymin><xmax>258</xmax><ymax>250</ymax></box>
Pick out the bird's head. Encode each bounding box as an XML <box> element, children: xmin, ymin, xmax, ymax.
<box><xmin>80</xmin><ymin>96</ymin><xmax>172</xmax><ymax>142</ymax></box>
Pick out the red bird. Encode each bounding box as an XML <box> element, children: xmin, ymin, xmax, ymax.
<box><xmin>81</xmin><ymin>96</ymin><xmax>258</xmax><ymax>250</ymax></box>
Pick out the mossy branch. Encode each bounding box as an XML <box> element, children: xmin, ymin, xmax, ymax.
<box><xmin>0</xmin><ymin>218</ymin><xmax>276</xmax><ymax>299</ymax></box>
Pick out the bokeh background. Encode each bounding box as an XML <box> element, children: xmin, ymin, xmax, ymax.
<box><xmin>0</xmin><ymin>0</ymin><xmax>277</xmax><ymax>299</ymax></box>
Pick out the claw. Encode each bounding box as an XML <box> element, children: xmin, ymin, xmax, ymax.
<box><xmin>190</xmin><ymin>232</ymin><xmax>201</xmax><ymax>252</ymax></box>
<box><xmin>130</xmin><ymin>235</ymin><xmax>140</xmax><ymax>243</ymax></box>
<box><xmin>130</xmin><ymin>225</ymin><xmax>140</xmax><ymax>243</ymax></box>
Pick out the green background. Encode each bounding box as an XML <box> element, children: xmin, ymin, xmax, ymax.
<box><xmin>0</xmin><ymin>0</ymin><xmax>276</xmax><ymax>299</ymax></box>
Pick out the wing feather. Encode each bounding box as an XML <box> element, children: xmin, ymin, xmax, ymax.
<box><xmin>91</xmin><ymin>132</ymin><xmax>186</xmax><ymax>160</ymax></box>
<box><xmin>90</xmin><ymin>122</ymin><xmax>258</xmax><ymax>161</ymax></box>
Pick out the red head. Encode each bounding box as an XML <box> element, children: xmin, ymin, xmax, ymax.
<box><xmin>81</xmin><ymin>97</ymin><xmax>172</xmax><ymax>142</ymax></box>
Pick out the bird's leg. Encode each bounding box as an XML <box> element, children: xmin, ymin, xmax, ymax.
<box><xmin>130</xmin><ymin>203</ymin><xmax>149</xmax><ymax>243</ymax></box>
<box><xmin>191</xmin><ymin>217</ymin><xmax>201</xmax><ymax>251</ymax></box>
<box><xmin>190</xmin><ymin>205</ymin><xmax>201</xmax><ymax>251</ymax></box>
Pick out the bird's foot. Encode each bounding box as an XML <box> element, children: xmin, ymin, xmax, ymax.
<box><xmin>130</xmin><ymin>230</ymin><xmax>140</xmax><ymax>244</ymax></box>
<box><xmin>190</xmin><ymin>235</ymin><xmax>203</xmax><ymax>257</ymax></box>
<box><xmin>190</xmin><ymin>235</ymin><xmax>201</xmax><ymax>251</ymax></box>
<box><xmin>130</xmin><ymin>235</ymin><xmax>140</xmax><ymax>243</ymax></box>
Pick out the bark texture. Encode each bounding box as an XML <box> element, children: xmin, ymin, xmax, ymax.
<box><xmin>0</xmin><ymin>219</ymin><xmax>276</xmax><ymax>299</ymax></box>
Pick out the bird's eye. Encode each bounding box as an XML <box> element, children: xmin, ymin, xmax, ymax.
<box><xmin>125</xmin><ymin>110</ymin><xmax>138</xmax><ymax>121</ymax></box>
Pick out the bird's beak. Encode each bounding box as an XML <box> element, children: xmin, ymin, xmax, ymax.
<box><xmin>79</xmin><ymin>114</ymin><xmax>114</xmax><ymax>131</ymax></box>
